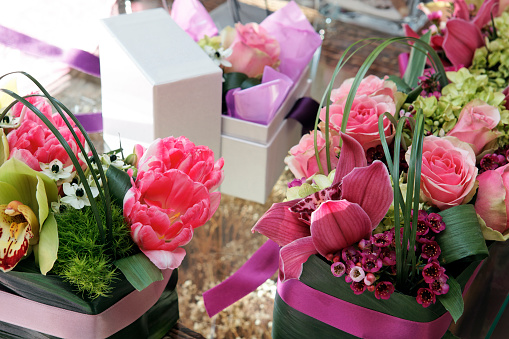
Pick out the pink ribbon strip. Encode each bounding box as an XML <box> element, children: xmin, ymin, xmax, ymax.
<box><xmin>0</xmin><ymin>25</ymin><xmax>100</xmax><ymax>78</ymax></box>
<box><xmin>277</xmin><ymin>262</ymin><xmax>484</xmax><ymax>339</ymax></box>
<box><xmin>203</xmin><ymin>240</ymin><xmax>280</xmax><ymax>317</ymax></box>
<box><xmin>0</xmin><ymin>269</ymin><xmax>172</xmax><ymax>339</ymax></box>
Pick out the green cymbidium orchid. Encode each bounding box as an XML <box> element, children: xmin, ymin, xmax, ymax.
<box><xmin>0</xmin><ymin>201</ymin><xmax>38</xmax><ymax>272</ymax></box>
<box><xmin>0</xmin><ymin>158</ymin><xmax>59</xmax><ymax>274</ymax></box>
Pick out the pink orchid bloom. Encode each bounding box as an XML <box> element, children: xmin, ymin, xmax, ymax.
<box><xmin>442</xmin><ymin>0</ymin><xmax>499</xmax><ymax>67</ymax></box>
<box><xmin>252</xmin><ymin>133</ymin><xmax>393</xmax><ymax>282</ymax></box>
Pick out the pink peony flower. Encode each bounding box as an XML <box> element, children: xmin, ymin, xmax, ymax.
<box><xmin>137</xmin><ymin>136</ymin><xmax>224</xmax><ymax>192</ymax></box>
<box><xmin>447</xmin><ymin>99</ymin><xmax>501</xmax><ymax>155</ymax></box>
<box><xmin>284</xmin><ymin>130</ymin><xmax>340</xmax><ymax>179</ymax></box>
<box><xmin>475</xmin><ymin>163</ymin><xmax>509</xmax><ymax>239</ymax></box>
<box><xmin>409</xmin><ymin>136</ymin><xmax>477</xmax><ymax>210</ymax></box>
<box><xmin>124</xmin><ymin>169</ymin><xmax>221</xmax><ymax>269</ymax></box>
<box><xmin>321</xmin><ymin>92</ymin><xmax>396</xmax><ymax>151</ymax></box>
<box><xmin>252</xmin><ymin>133</ymin><xmax>393</xmax><ymax>281</ymax></box>
<box><xmin>223</xmin><ymin>22</ymin><xmax>280</xmax><ymax>78</ymax></box>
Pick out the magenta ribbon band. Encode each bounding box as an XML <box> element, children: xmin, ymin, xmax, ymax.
<box><xmin>203</xmin><ymin>239</ymin><xmax>280</xmax><ymax>317</ymax></box>
<box><xmin>0</xmin><ymin>269</ymin><xmax>172</xmax><ymax>338</ymax></box>
<box><xmin>277</xmin><ymin>262</ymin><xmax>483</xmax><ymax>339</ymax></box>
<box><xmin>0</xmin><ymin>25</ymin><xmax>100</xmax><ymax>78</ymax></box>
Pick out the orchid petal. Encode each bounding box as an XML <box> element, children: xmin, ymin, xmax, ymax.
<box><xmin>252</xmin><ymin>200</ymin><xmax>310</xmax><ymax>247</ymax></box>
<box><xmin>341</xmin><ymin>161</ymin><xmax>393</xmax><ymax>228</ymax></box>
<box><xmin>333</xmin><ymin>133</ymin><xmax>367</xmax><ymax>185</ymax></box>
<box><xmin>443</xmin><ymin>19</ymin><xmax>484</xmax><ymax>67</ymax></box>
<box><xmin>473</xmin><ymin>0</ymin><xmax>499</xmax><ymax>29</ymax></box>
<box><xmin>279</xmin><ymin>236</ymin><xmax>317</xmax><ymax>282</ymax></box>
<box><xmin>311</xmin><ymin>200</ymin><xmax>371</xmax><ymax>259</ymax></box>
<box><xmin>453</xmin><ymin>0</ymin><xmax>470</xmax><ymax>20</ymax></box>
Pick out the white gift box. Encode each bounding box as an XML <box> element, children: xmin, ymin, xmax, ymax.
<box><xmin>100</xmin><ymin>9</ymin><xmax>312</xmax><ymax>203</ymax></box>
<box><xmin>100</xmin><ymin>9</ymin><xmax>223</xmax><ymax>156</ymax></box>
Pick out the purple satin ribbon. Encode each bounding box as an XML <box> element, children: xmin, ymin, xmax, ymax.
<box><xmin>75</xmin><ymin>112</ymin><xmax>103</xmax><ymax>133</ymax></box>
<box><xmin>286</xmin><ymin>97</ymin><xmax>320</xmax><ymax>135</ymax></box>
<box><xmin>0</xmin><ymin>25</ymin><xmax>100</xmax><ymax>78</ymax></box>
<box><xmin>203</xmin><ymin>240</ymin><xmax>280</xmax><ymax>317</ymax></box>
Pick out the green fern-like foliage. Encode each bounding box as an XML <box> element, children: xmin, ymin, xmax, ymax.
<box><xmin>52</xmin><ymin>200</ymin><xmax>135</xmax><ymax>299</ymax></box>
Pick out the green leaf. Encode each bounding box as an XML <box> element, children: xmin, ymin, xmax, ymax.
<box><xmin>115</xmin><ymin>253</ymin><xmax>163</xmax><ymax>291</ymax></box>
<box><xmin>437</xmin><ymin>277</ymin><xmax>464</xmax><ymax>323</ymax></box>
<box><xmin>387</xmin><ymin>75</ymin><xmax>412</xmax><ymax>93</ymax></box>
<box><xmin>406</xmin><ymin>85</ymin><xmax>424</xmax><ymax>103</ymax></box>
<box><xmin>35</xmin><ymin>212</ymin><xmax>58</xmax><ymax>275</ymax></box>
<box><xmin>240</xmin><ymin>77</ymin><xmax>262</xmax><ymax>89</ymax></box>
<box><xmin>223</xmin><ymin>72</ymin><xmax>248</xmax><ymax>93</ymax></box>
<box><xmin>106</xmin><ymin>166</ymin><xmax>132</xmax><ymax>207</ymax></box>
<box><xmin>437</xmin><ymin>205</ymin><xmax>489</xmax><ymax>264</ymax></box>
<box><xmin>403</xmin><ymin>31</ymin><xmax>431</xmax><ymax>88</ymax></box>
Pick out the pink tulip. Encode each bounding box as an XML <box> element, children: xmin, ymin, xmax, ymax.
<box><xmin>475</xmin><ymin>164</ymin><xmax>509</xmax><ymax>237</ymax></box>
<box><xmin>284</xmin><ymin>130</ymin><xmax>340</xmax><ymax>179</ymax></box>
<box><xmin>11</xmin><ymin>93</ymin><xmax>54</xmax><ymax>124</ymax></box>
<box><xmin>7</xmin><ymin>118</ymin><xmax>85</xmax><ymax>171</ymax></box>
<box><xmin>447</xmin><ymin>99</ymin><xmax>501</xmax><ymax>154</ymax></box>
<box><xmin>223</xmin><ymin>23</ymin><xmax>280</xmax><ymax>78</ymax></box>
<box><xmin>124</xmin><ymin>169</ymin><xmax>221</xmax><ymax>269</ymax></box>
<box><xmin>137</xmin><ymin>136</ymin><xmax>224</xmax><ymax>192</ymax></box>
<box><xmin>321</xmin><ymin>91</ymin><xmax>396</xmax><ymax>150</ymax></box>
<box><xmin>410</xmin><ymin>136</ymin><xmax>477</xmax><ymax>210</ymax></box>
<box><xmin>252</xmin><ymin>133</ymin><xmax>393</xmax><ymax>281</ymax></box>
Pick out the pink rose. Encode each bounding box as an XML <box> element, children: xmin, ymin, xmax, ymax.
<box><xmin>223</xmin><ymin>23</ymin><xmax>280</xmax><ymax>78</ymax></box>
<box><xmin>7</xmin><ymin>117</ymin><xmax>85</xmax><ymax>171</ymax></box>
<box><xmin>410</xmin><ymin>136</ymin><xmax>477</xmax><ymax>210</ymax></box>
<box><xmin>124</xmin><ymin>169</ymin><xmax>221</xmax><ymax>269</ymax></box>
<box><xmin>321</xmin><ymin>92</ymin><xmax>396</xmax><ymax>150</ymax></box>
<box><xmin>330</xmin><ymin>75</ymin><xmax>397</xmax><ymax>102</ymax></box>
<box><xmin>447</xmin><ymin>99</ymin><xmax>500</xmax><ymax>155</ymax></box>
<box><xmin>137</xmin><ymin>136</ymin><xmax>224</xmax><ymax>192</ymax></box>
<box><xmin>475</xmin><ymin>164</ymin><xmax>509</xmax><ymax>239</ymax></box>
<box><xmin>284</xmin><ymin>130</ymin><xmax>339</xmax><ymax>179</ymax></box>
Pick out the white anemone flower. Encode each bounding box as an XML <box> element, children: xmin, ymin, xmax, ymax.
<box><xmin>40</xmin><ymin>159</ymin><xmax>73</xmax><ymax>184</ymax></box>
<box><xmin>203</xmin><ymin>45</ymin><xmax>233</xmax><ymax>67</ymax></box>
<box><xmin>61</xmin><ymin>182</ymin><xmax>99</xmax><ymax>209</ymax></box>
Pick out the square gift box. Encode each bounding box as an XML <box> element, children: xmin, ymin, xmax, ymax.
<box><xmin>100</xmin><ymin>8</ymin><xmax>315</xmax><ymax>204</ymax></box>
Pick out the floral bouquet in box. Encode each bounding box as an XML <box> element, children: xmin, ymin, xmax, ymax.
<box><xmin>0</xmin><ymin>72</ymin><xmax>223</xmax><ymax>338</ymax></box>
<box><xmin>171</xmin><ymin>0</ymin><xmax>322</xmax><ymax>125</ymax></box>
<box><xmin>250</xmin><ymin>4</ymin><xmax>509</xmax><ymax>336</ymax></box>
